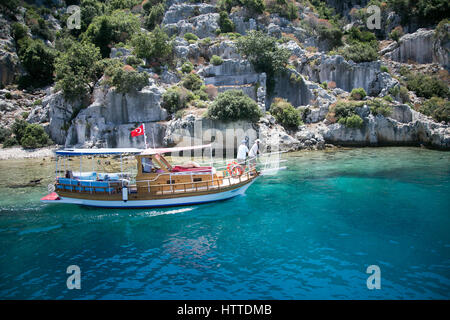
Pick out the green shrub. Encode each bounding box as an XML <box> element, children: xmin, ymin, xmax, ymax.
<box><xmin>126</xmin><ymin>55</ymin><xmax>143</xmax><ymax>68</ymax></box>
<box><xmin>55</xmin><ymin>41</ymin><xmax>102</xmax><ymax>99</ymax></box>
<box><xmin>2</xmin><ymin>136</ymin><xmax>18</xmax><ymax>148</ymax></box>
<box><xmin>82</xmin><ymin>10</ymin><xmax>140</xmax><ymax>58</ymax></box>
<box><xmin>340</xmin><ymin>114</ymin><xmax>364</xmax><ymax>128</ymax></box>
<box><xmin>181</xmin><ymin>61</ymin><xmax>194</xmax><ymax>73</ymax></box>
<box><xmin>182</xmin><ymin>73</ymin><xmax>203</xmax><ymax>91</ymax></box>
<box><xmin>317</xmin><ymin>24</ymin><xmax>343</xmax><ymax>49</ymax></box>
<box><xmin>417</xmin><ymin>97</ymin><xmax>450</xmax><ymax>123</ymax></box>
<box><xmin>269</xmin><ymin>98</ymin><xmax>302</xmax><ymax>129</ymax></box>
<box><xmin>380</xmin><ymin>65</ymin><xmax>389</xmax><ymax>73</ymax></box>
<box><xmin>144</xmin><ymin>3</ymin><xmax>165</xmax><ymax>30</ymax></box>
<box><xmin>20</xmin><ymin>124</ymin><xmax>52</xmax><ymax>149</ymax></box>
<box><xmin>194</xmin><ymin>87</ymin><xmax>209</xmax><ymax>101</ymax></box>
<box><xmin>184</xmin><ymin>32</ymin><xmax>198</xmax><ymax>42</ymax></box>
<box><xmin>210</xmin><ymin>55</ymin><xmax>223</xmax><ymax>66</ymax></box>
<box><xmin>17</xmin><ymin>38</ymin><xmax>56</xmax><ymax>87</ymax></box>
<box><xmin>11</xmin><ymin>23</ymin><xmax>28</xmax><ymax>41</ymax></box>
<box><xmin>350</xmin><ymin>88</ymin><xmax>367</xmax><ymax>100</ymax></box>
<box><xmin>266</xmin><ymin>0</ymin><xmax>298</xmax><ymax>20</ymax></box>
<box><xmin>341</xmin><ymin>41</ymin><xmax>378</xmax><ymax>62</ymax></box>
<box><xmin>403</xmin><ymin>71</ymin><xmax>449</xmax><ymax>99</ymax></box>
<box><xmin>207</xmin><ymin>90</ymin><xmax>262</xmax><ymax>122</ymax></box>
<box><xmin>105</xmin><ymin>65</ymin><xmax>149</xmax><ymax>93</ymax></box>
<box><xmin>11</xmin><ymin>119</ymin><xmax>29</xmax><ymax>143</ymax></box>
<box><xmin>161</xmin><ymin>86</ymin><xmax>194</xmax><ymax>113</ymax></box>
<box><xmin>218</xmin><ymin>11</ymin><xmax>234</xmax><ymax>33</ymax></box>
<box><xmin>329</xmin><ymin>100</ymin><xmax>365</xmax><ymax>128</ymax></box>
<box><xmin>175</xmin><ymin>109</ymin><xmax>186</xmax><ymax>119</ymax></box>
<box><xmin>236</xmin><ymin>31</ymin><xmax>290</xmax><ymax>93</ymax></box>
<box><xmin>131</xmin><ymin>26</ymin><xmax>172</xmax><ymax>63</ymax></box>
<box><xmin>389</xmin><ymin>26</ymin><xmax>404</xmax><ymax>42</ymax></box>
<box><xmin>0</xmin><ymin>128</ymin><xmax>12</xmax><ymax>143</ymax></box>
<box><xmin>367</xmin><ymin>99</ymin><xmax>392</xmax><ymax>117</ymax></box>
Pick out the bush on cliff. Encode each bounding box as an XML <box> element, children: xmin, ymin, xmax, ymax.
<box><xmin>82</xmin><ymin>10</ymin><xmax>140</xmax><ymax>58</ymax></box>
<box><xmin>105</xmin><ymin>64</ymin><xmax>149</xmax><ymax>94</ymax></box>
<box><xmin>144</xmin><ymin>3</ymin><xmax>165</xmax><ymax>30</ymax></box>
<box><xmin>218</xmin><ymin>11</ymin><xmax>234</xmax><ymax>33</ymax></box>
<box><xmin>402</xmin><ymin>71</ymin><xmax>450</xmax><ymax>100</ymax></box>
<box><xmin>16</xmin><ymin>37</ymin><xmax>56</xmax><ymax>88</ymax></box>
<box><xmin>161</xmin><ymin>86</ymin><xmax>194</xmax><ymax>113</ymax></box>
<box><xmin>210</xmin><ymin>55</ymin><xmax>223</xmax><ymax>66</ymax></box>
<box><xmin>269</xmin><ymin>98</ymin><xmax>302</xmax><ymax>129</ymax></box>
<box><xmin>367</xmin><ymin>99</ymin><xmax>392</xmax><ymax>117</ymax></box>
<box><xmin>207</xmin><ymin>90</ymin><xmax>262</xmax><ymax>122</ymax></box>
<box><xmin>339</xmin><ymin>114</ymin><xmax>364</xmax><ymax>129</ymax></box>
<box><xmin>236</xmin><ymin>30</ymin><xmax>290</xmax><ymax>92</ymax></box>
<box><xmin>350</xmin><ymin>88</ymin><xmax>367</xmax><ymax>100</ymax></box>
<box><xmin>182</xmin><ymin>73</ymin><xmax>203</xmax><ymax>91</ymax></box>
<box><xmin>131</xmin><ymin>26</ymin><xmax>172</xmax><ymax>64</ymax></box>
<box><xmin>328</xmin><ymin>101</ymin><xmax>364</xmax><ymax>129</ymax></box>
<box><xmin>55</xmin><ymin>41</ymin><xmax>102</xmax><ymax>99</ymax></box>
<box><xmin>20</xmin><ymin>124</ymin><xmax>52</xmax><ymax>149</ymax></box>
<box><xmin>181</xmin><ymin>61</ymin><xmax>194</xmax><ymax>73</ymax></box>
<box><xmin>417</xmin><ymin>97</ymin><xmax>450</xmax><ymax>123</ymax></box>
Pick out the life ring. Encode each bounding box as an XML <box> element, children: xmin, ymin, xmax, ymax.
<box><xmin>227</xmin><ymin>161</ymin><xmax>243</xmax><ymax>177</ymax></box>
<box><xmin>226</xmin><ymin>161</ymin><xmax>237</xmax><ymax>176</ymax></box>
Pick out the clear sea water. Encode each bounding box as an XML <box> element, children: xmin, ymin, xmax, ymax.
<box><xmin>0</xmin><ymin>147</ymin><xmax>449</xmax><ymax>299</ymax></box>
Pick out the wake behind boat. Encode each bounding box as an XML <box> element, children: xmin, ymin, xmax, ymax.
<box><xmin>40</xmin><ymin>144</ymin><xmax>283</xmax><ymax>208</ymax></box>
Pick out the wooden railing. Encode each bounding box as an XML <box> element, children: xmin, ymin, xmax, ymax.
<box><xmin>55</xmin><ymin>168</ymin><xmax>259</xmax><ymax>196</ymax></box>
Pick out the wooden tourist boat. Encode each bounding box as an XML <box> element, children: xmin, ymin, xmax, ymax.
<box><xmin>40</xmin><ymin>144</ymin><xmax>271</xmax><ymax>208</ymax></box>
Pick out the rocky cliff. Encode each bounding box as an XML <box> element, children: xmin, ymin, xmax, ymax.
<box><xmin>0</xmin><ymin>0</ymin><xmax>449</xmax><ymax>151</ymax></box>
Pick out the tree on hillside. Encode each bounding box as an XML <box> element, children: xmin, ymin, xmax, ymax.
<box><xmin>55</xmin><ymin>41</ymin><xmax>102</xmax><ymax>99</ymax></box>
<box><xmin>82</xmin><ymin>9</ymin><xmax>140</xmax><ymax>58</ymax></box>
<box><xmin>236</xmin><ymin>30</ymin><xmax>290</xmax><ymax>92</ymax></box>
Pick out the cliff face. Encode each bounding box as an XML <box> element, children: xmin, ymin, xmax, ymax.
<box><xmin>1</xmin><ymin>1</ymin><xmax>449</xmax><ymax>151</ymax></box>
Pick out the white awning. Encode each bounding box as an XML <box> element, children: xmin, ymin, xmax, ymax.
<box><xmin>140</xmin><ymin>144</ymin><xmax>212</xmax><ymax>155</ymax></box>
<box><xmin>55</xmin><ymin>148</ymin><xmax>143</xmax><ymax>156</ymax></box>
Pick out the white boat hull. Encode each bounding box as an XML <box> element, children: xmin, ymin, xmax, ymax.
<box><xmin>41</xmin><ymin>179</ymin><xmax>256</xmax><ymax>208</ymax></box>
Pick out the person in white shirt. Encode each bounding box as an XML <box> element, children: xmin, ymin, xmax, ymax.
<box><xmin>248</xmin><ymin>139</ymin><xmax>260</xmax><ymax>167</ymax></box>
<box><xmin>236</xmin><ymin>139</ymin><xmax>249</xmax><ymax>166</ymax></box>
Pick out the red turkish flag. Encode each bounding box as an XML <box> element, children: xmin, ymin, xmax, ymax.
<box><xmin>131</xmin><ymin>124</ymin><xmax>144</xmax><ymax>137</ymax></box>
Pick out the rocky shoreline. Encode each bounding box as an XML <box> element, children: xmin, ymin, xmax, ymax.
<box><xmin>0</xmin><ymin>1</ymin><xmax>448</xmax><ymax>153</ymax></box>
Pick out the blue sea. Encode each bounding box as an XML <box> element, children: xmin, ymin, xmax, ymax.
<box><xmin>0</xmin><ymin>147</ymin><xmax>449</xmax><ymax>299</ymax></box>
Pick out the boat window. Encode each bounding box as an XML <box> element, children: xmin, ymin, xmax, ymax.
<box><xmin>193</xmin><ymin>178</ymin><xmax>202</xmax><ymax>182</ymax></box>
<box><xmin>142</xmin><ymin>157</ymin><xmax>160</xmax><ymax>173</ymax></box>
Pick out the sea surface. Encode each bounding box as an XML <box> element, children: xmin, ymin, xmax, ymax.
<box><xmin>0</xmin><ymin>147</ymin><xmax>449</xmax><ymax>299</ymax></box>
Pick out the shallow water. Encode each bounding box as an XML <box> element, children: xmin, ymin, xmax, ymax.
<box><xmin>0</xmin><ymin>147</ymin><xmax>449</xmax><ymax>299</ymax></box>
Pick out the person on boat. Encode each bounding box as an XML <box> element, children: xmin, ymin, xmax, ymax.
<box><xmin>248</xmin><ymin>139</ymin><xmax>261</xmax><ymax>167</ymax></box>
<box><xmin>141</xmin><ymin>157</ymin><xmax>154</xmax><ymax>173</ymax></box>
<box><xmin>65</xmin><ymin>170</ymin><xmax>73</xmax><ymax>179</ymax></box>
<box><xmin>237</xmin><ymin>139</ymin><xmax>249</xmax><ymax>167</ymax></box>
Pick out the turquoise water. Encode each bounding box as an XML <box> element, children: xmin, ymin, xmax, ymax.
<box><xmin>0</xmin><ymin>147</ymin><xmax>449</xmax><ymax>299</ymax></box>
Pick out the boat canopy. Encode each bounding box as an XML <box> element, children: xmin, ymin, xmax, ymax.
<box><xmin>55</xmin><ymin>148</ymin><xmax>143</xmax><ymax>156</ymax></box>
<box><xmin>55</xmin><ymin>144</ymin><xmax>212</xmax><ymax>156</ymax></box>
<box><xmin>140</xmin><ymin>144</ymin><xmax>212</xmax><ymax>155</ymax></box>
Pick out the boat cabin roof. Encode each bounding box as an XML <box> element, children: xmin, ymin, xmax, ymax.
<box><xmin>55</xmin><ymin>144</ymin><xmax>212</xmax><ymax>157</ymax></box>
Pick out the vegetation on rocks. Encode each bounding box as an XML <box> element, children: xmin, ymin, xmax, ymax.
<box><xmin>2</xmin><ymin>119</ymin><xmax>52</xmax><ymax>149</ymax></box>
<box><xmin>417</xmin><ymin>97</ymin><xmax>450</xmax><ymax>123</ymax></box>
<box><xmin>350</xmin><ymin>88</ymin><xmax>367</xmax><ymax>100</ymax></box>
<box><xmin>207</xmin><ymin>90</ymin><xmax>262</xmax><ymax>122</ymax></box>
<box><xmin>269</xmin><ymin>98</ymin><xmax>302</xmax><ymax>129</ymax></box>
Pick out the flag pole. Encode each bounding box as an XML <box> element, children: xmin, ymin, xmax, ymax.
<box><xmin>143</xmin><ymin>123</ymin><xmax>148</xmax><ymax>149</ymax></box>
